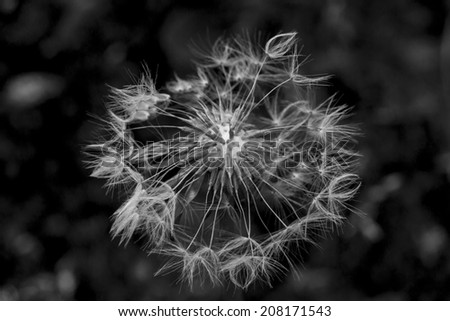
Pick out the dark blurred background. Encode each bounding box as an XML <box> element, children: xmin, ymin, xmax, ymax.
<box><xmin>1</xmin><ymin>0</ymin><xmax>450</xmax><ymax>300</ymax></box>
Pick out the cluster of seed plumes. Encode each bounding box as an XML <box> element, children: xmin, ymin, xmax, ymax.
<box><xmin>87</xmin><ymin>32</ymin><xmax>360</xmax><ymax>289</ymax></box>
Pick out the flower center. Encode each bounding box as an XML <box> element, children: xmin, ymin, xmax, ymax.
<box><xmin>218</xmin><ymin>122</ymin><xmax>231</xmax><ymax>142</ymax></box>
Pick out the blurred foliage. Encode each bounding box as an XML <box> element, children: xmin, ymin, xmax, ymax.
<box><xmin>0</xmin><ymin>0</ymin><xmax>449</xmax><ymax>300</ymax></box>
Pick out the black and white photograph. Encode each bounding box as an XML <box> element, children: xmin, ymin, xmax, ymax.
<box><xmin>0</xmin><ymin>0</ymin><xmax>449</xmax><ymax>310</ymax></box>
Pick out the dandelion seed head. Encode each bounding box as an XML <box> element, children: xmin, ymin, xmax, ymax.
<box><xmin>87</xmin><ymin>31</ymin><xmax>361</xmax><ymax>289</ymax></box>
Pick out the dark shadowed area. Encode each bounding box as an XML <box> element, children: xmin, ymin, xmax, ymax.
<box><xmin>1</xmin><ymin>0</ymin><xmax>449</xmax><ymax>300</ymax></box>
